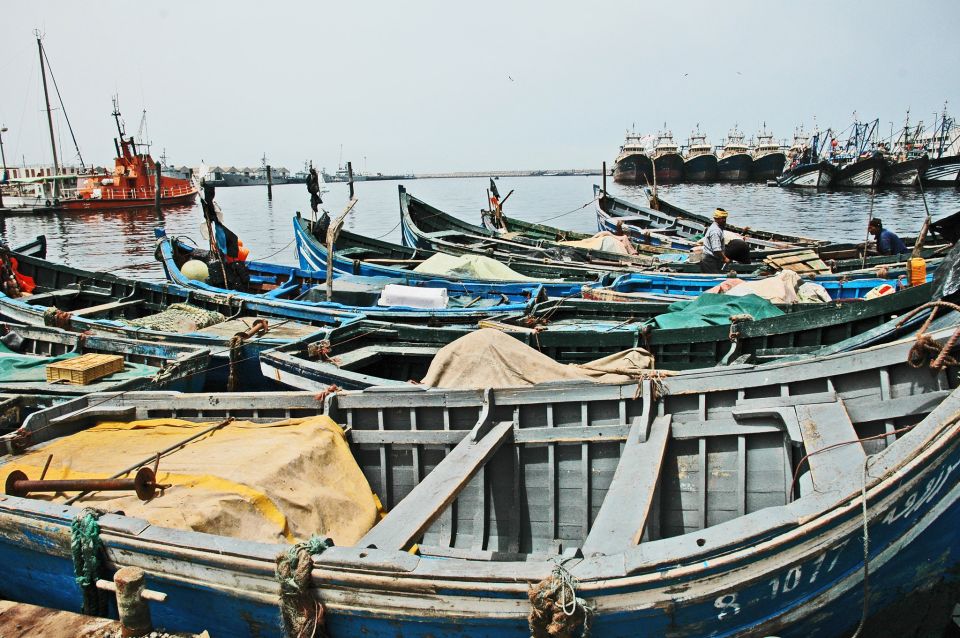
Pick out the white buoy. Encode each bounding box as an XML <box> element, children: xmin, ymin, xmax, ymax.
<box><xmin>181</xmin><ymin>260</ymin><xmax>209</xmax><ymax>282</ymax></box>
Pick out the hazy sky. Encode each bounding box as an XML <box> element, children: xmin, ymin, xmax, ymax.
<box><xmin>3</xmin><ymin>1</ymin><xmax>959</xmax><ymax>173</ymax></box>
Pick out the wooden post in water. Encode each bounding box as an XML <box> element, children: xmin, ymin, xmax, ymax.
<box><xmin>602</xmin><ymin>161</ymin><xmax>607</xmax><ymax>194</ymax></box>
<box><xmin>154</xmin><ymin>161</ymin><xmax>162</xmax><ymax>212</ymax></box>
<box><xmin>266</xmin><ymin>164</ymin><xmax>273</xmax><ymax>199</ymax></box>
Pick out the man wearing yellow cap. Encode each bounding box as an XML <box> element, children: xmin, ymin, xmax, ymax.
<box><xmin>700</xmin><ymin>208</ymin><xmax>729</xmax><ymax>273</ymax></box>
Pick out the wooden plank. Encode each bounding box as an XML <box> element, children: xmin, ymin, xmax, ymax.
<box><xmin>71</xmin><ymin>299</ymin><xmax>143</xmax><ymax>317</ymax></box>
<box><xmin>580</xmin><ymin>415</ymin><xmax>671</xmax><ymax>556</ymax></box>
<box><xmin>796</xmin><ymin>400</ymin><xmax>865</xmax><ymax>493</ymax></box>
<box><xmin>356</xmin><ymin>420</ymin><xmax>514</xmax><ymax>551</ymax></box>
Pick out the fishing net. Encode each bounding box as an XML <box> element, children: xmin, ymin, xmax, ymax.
<box><xmin>122</xmin><ymin>303</ymin><xmax>226</xmax><ymax>333</ymax></box>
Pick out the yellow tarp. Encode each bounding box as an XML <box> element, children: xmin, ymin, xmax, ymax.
<box><xmin>1</xmin><ymin>416</ymin><xmax>379</xmax><ymax>545</ymax></box>
<box><xmin>413</xmin><ymin>252</ymin><xmax>538</xmax><ymax>281</ymax></box>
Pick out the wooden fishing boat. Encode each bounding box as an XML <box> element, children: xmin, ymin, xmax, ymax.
<box><xmin>0</xmin><ymin>246</ymin><xmax>354</xmax><ymax>390</ymax></box>
<box><xmin>399</xmin><ymin>185</ymin><xmax>690</xmax><ymax>263</ymax></box>
<box><xmin>262</xmin><ymin>280</ymin><xmax>936</xmax><ymax>387</ymax></box>
<box><xmin>601</xmin><ymin>186</ymin><xmax>955</xmax><ymax>267</ymax></box>
<box><xmin>4</xmin><ymin>313</ymin><xmax>960</xmax><ymax>636</ymax></box>
<box><xmin>293</xmin><ymin>213</ymin><xmax>602</xmax><ymax>297</ymax></box>
<box><xmin>0</xmin><ymin>321</ymin><xmax>209</xmax><ymax>396</ymax></box>
<box><xmin>156</xmin><ymin>230</ymin><xmax>547</xmax><ymax>323</ymax></box>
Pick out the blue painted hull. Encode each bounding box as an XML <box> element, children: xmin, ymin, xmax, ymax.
<box><xmin>156</xmin><ymin>231</ymin><xmax>543</xmax><ymax>323</ymax></box>
<box><xmin>293</xmin><ymin>216</ymin><xmax>594</xmax><ymax>298</ymax></box>
<box><xmin>1</xmin><ymin>403</ymin><xmax>958</xmax><ymax>637</ymax></box>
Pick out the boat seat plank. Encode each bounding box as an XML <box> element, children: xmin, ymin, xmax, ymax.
<box><xmin>48</xmin><ymin>405</ymin><xmax>137</xmax><ymax>427</ymax></box>
<box><xmin>23</xmin><ymin>288</ymin><xmax>84</xmax><ymax>305</ymax></box>
<box><xmin>356</xmin><ymin>419</ymin><xmax>514</xmax><ymax>551</ymax></box>
<box><xmin>71</xmin><ymin>299</ymin><xmax>144</xmax><ymax>317</ymax></box>
<box><xmin>581</xmin><ymin>414</ymin><xmax>671</xmax><ymax>557</ymax></box>
<box><xmin>796</xmin><ymin>400</ymin><xmax>865</xmax><ymax>493</ymax></box>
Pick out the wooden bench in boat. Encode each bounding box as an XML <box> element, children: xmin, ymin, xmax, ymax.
<box><xmin>357</xmin><ymin>397</ymin><xmax>515</xmax><ymax>552</ymax></box>
<box><xmin>581</xmin><ymin>415</ymin><xmax>671</xmax><ymax>556</ymax></box>
<box><xmin>70</xmin><ymin>299</ymin><xmax>144</xmax><ymax>318</ymax></box>
<box><xmin>796</xmin><ymin>399</ymin><xmax>865</xmax><ymax>493</ymax></box>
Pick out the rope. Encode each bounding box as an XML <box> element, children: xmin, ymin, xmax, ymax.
<box><xmin>253</xmin><ymin>237</ymin><xmax>296</xmax><ymax>263</ymax></box>
<box><xmin>70</xmin><ymin>507</ymin><xmax>107</xmax><ymax>617</ymax></box>
<box><xmin>276</xmin><ymin>535</ymin><xmax>334</xmax><ymax>638</ymax></box>
<box><xmin>850</xmin><ymin>455</ymin><xmax>877</xmax><ymax>638</ymax></box>
<box><xmin>896</xmin><ymin>301</ymin><xmax>960</xmax><ymax>369</ymax></box>
<box><xmin>532</xmin><ymin>197</ymin><xmax>599</xmax><ymax>225</ymax></box>
<box><xmin>528</xmin><ymin>560</ymin><xmax>594</xmax><ymax>638</ymax></box>
<box><xmin>43</xmin><ymin>306</ymin><xmax>73</xmax><ymax>329</ymax></box>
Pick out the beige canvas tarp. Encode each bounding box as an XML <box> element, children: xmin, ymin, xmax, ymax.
<box><xmin>413</xmin><ymin>252</ymin><xmax>539</xmax><ymax>281</ymax></box>
<box><xmin>420</xmin><ymin>328</ymin><xmax>660</xmax><ymax>389</ymax></box>
<box><xmin>1</xmin><ymin>416</ymin><xmax>380</xmax><ymax>545</ymax></box>
<box><xmin>559</xmin><ymin>231</ymin><xmax>637</xmax><ymax>255</ymax></box>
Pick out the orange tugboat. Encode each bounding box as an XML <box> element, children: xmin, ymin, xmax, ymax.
<box><xmin>62</xmin><ymin>100</ymin><xmax>197</xmax><ymax>211</ymax></box>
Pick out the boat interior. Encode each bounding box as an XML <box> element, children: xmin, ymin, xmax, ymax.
<box><xmin>14</xmin><ymin>321</ymin><xmax>955</xmax><ymax>562</ymax></box>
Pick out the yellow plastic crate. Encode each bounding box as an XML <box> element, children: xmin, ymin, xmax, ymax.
<box><xmin>46</xmin><ymin>353</ymin><xmax>125</xmax><ymax>385</ymax></box>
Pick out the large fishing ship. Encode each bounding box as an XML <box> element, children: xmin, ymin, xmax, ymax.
<box><xmin>612</xmin><ymin>130</ymin><xmax>654</xmax><ymax>185</ymax></box>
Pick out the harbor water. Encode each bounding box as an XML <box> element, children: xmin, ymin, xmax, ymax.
<box><xmin>2</xmin><ymin>176</ymin><xmax>959</xmax><ymax>281</ymax></box>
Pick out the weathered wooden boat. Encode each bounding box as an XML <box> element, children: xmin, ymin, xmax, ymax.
<box><xmin>0</xmin><ymin>321</ymin><xmax>209</xmax><ymax>396</ymax></box>
<box><xmin>597</xmin><ymin>186</ymin><xmax>817</xmax><ymax>253</ymax></box>
<box><xmin>0</xmin><ymin>246</ymin><xmax>355</xmax><ymax>390</ymax></box>
<box><xmin>293</xmin><ymin>213</ymin><xmax>603</xmax><ymax>297</ymax></box>
<box><xmin>599</xmin><ymin>271</ymin><xmax>923</xmax><ymax>300</ymax></box>
<box><xmin>604</xmin><ymin>187</ymin><xmax>955</xmax><ymax>268</ymax></box>
<box><xmin>399</xmin><ymin>185</ymin><xmax>691</xmax><ymax>263</ymax></box>
<box><xmin>156</xmin><ymin>230</ymin><xmax>546</xmax><ymax>323</ymax></box>
<box><xmin>262</xmin><ymin>280</ymin><xmax>937</xmax><ymax>390</ymax></box>
<box><xmin>4</xmin><ymin>312</ymin><xmax>960</xmax><ymax>636</ymax></box>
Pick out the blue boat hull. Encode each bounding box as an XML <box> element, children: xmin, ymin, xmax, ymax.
<box><xmin>1</xmin><ymin>415</ymin><xmax>958</xmax><ymax>637</ymax></box>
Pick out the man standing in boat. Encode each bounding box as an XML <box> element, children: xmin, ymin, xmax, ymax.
<box><xmin>868</xmin><ymin>218</ymin><xmax>908</xmax><ymax>256</ymax></box>
<box><xmin>700</xmin><ymin>208</ymin><xmax>729</xmax><ymax>273</ymax></box>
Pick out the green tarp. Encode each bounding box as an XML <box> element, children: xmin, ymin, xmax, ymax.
<box><xmin>653</xmin><ymin>293</ymin><xmax>784</xmax><ymax>330</ymax></box>
<box><xmin>0</xmin><ymin>343</ymin><xmax>155</xmax><ymax>384</ymax></box>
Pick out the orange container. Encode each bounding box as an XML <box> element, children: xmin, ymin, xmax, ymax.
<box><xmin>908</xmin><ymin>257</ymin><xmax>927</xmax><ymax>287</ymax></box>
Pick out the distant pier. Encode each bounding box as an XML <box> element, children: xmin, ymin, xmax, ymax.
<box><xmin>410</xmin><ymin>168</ymin><xmax>603</xmax><ymax>179</ymax></box>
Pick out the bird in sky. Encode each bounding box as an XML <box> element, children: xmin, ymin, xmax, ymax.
<box><xmin>508</xmin><ymin>75</ymin><xmax>514</xmax><ymax>82</ymax></box>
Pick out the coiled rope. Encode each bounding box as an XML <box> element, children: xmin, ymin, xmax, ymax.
<box><xmin>276</xmin><ymin>535</ymin><xmax>334</xmax><ymax>638</ymax></box>
<box><xmin>528</xmin><ymin>560</ymin><xmax>594</xmax><ymax>638</ymax></box>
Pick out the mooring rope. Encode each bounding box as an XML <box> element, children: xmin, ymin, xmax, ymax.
<box><xmin>276</xmin><ymin>535</ymin><xmax>334</xmax><ymax>638</ymax></box>
<box><xmin>70</xmin><ymin>507</ymin><xmax>107</xmax><ymax>617</ymax></box>
<box><xmin>528</xmin><ymin>559</ymin><xmax>595</xmax><ymax>638</ymax></box>
<box><xmin>850</xmin><ymin>454</ymin><xmax>878</xmax><ymax>638</ymax></box>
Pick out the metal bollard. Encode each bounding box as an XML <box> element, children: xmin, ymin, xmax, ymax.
<box><xmin>96</xmin><ymin>566</ymin><xmax>167</xmax><ymax>638</ymax></box>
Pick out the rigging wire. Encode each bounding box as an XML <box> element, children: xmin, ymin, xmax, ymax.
<box><xmin>39</xmin><ymin>40</ymin><xmax>85</xmax><ymax>170</ymax></box>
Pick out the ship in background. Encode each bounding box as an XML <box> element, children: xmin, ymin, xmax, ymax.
<box><xmin>682</xmin><ymin>127</ymin><xmax>717</xmax><ymax>182</ymax></box>
<box><xmin>716</xmin><ymin>126</ymin><xmax>753</xmax><ymax>181</ymax></box>
<box><xmin>203</xmin><ymin>154</ymin><xmax>291</xmax><ymax>187</ymax></box>
<box><xmin>649</xmin><ymin>128</ymin><xmax>684</xmax><ymax>183</ymax></box>
<box><xmin>750</xmin><ymin>125</ymin><xmax>787</xmax><ymax>181</ymax></box>
<box><xmin>612</xmin><ymin>129</ymin><xmax>654</xmax><ymax>185</ymax></box>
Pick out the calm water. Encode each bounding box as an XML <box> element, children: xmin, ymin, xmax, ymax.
<box><xmin>2</xmin><ymin>177</ymin><xmax>959</xmax><ymax>282</ymax></box>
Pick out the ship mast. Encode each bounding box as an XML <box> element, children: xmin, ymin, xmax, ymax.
<box><xmin>35</xmin><ymin>31</ymin><xmax>61</xmax><ymax>202</ymax></box>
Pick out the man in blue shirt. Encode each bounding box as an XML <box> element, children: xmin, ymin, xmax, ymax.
<box><xmin>700</xmin><ymin>208</ymin><xmax>729</xmax><ymax>273</ymax></box>
<box><xmin>868</xmin><ymin>218</ymin><xmax>908</xmax><ymax>255</ymax></box>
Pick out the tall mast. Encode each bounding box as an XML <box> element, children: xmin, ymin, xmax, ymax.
<box><xmin>36</xmin><ymin>31</ymin><xmax>61</xmax><ymax>201</ymax></box>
